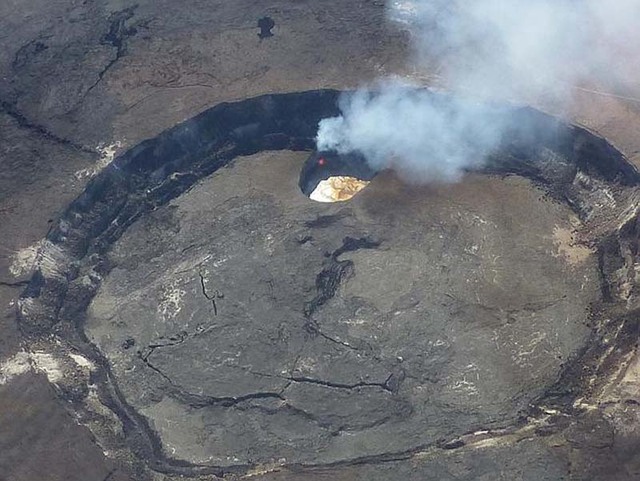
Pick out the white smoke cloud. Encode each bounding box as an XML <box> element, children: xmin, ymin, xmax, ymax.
<box><xmin>395</xmin><ymin>0</ymin><xmax>640</xmax><ymax>101</ymax></box>
<box><xmin>317</xmin><ymin>0</ymin><xmax>640</xmax><ymax>181</ymax></box>
<box><xmin>317</xmin><ymin>80</ymin><xmax>508</xmax><ymax>182</ymax></box>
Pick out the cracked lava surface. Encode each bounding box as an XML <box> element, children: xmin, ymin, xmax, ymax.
<box><xmin>87</xmin><ymin>152</ymin><xmax>597</xmax><ymax>466</ymax></box>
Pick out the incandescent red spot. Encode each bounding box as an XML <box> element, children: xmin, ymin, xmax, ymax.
<box><xmin>318</xmin><ymin>157</ymin><xmax>326</xmax><ymax>166</ymax></box>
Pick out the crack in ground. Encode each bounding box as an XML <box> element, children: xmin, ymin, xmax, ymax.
<box><xmin>0</xmin><ymin>100</ymin><xmax>96</xmax><ymax>153</ymax></box>
<box><xmin>304</xmin><ymin>236</ymin><xmax>381</xmax><ymax>317</ymax></box>
<box><xmin>101</xmin><ymin>469</ymin><xmax>116</xmax><ymax>481</ymax></box>
<box><xmin>136</xmin><ymin>330</ymin><xmax>192</xmax><ymax>384</ymax></box>
<box><xmin>198</xmin><ymin>272</ymin><xmax>221</xmax><ymax>315</ymax></box>
<box><xmin>170</xmin><ymin>388</ymin><xmax>284</xmax><ymax>408</ymax></box>
<box><xmin>137</xmin><ymin>348</ymin><xmax>173</xmax><ymax>384</ymax></box>
<box><xmin>303</xmin><ymin>317</ymin><xmax>361</xmax><ymax>352</ymax></box>
<box><xmin>241</xmin><ymin>398</ymin><xmax>331</xmax><ymax>430</ymax></box>
<box><xmin>0</xmin><ymin>280</ymin><xmax>30</xmax><ymax>288</ymax></box>
<box><xmin>136</xmin><ymin>350</ymin><xmax>286</xmax><ymax>408</ymax></box>
<box><xmin>332</xmin><ymin>236</ymin><xmax>381</xmax><ymax>259</ymax></box>
<box><xmin>285</xmin><ymin>375</ymin><xmax>394</xmax><ymax>393</ymax></box>
<box><xmin>224</xmin><ymin>364</ymin><xmax>400</xmax><ymax>394</ymax></box>
<box><xmin>83</xmin><ymin>6</ymin><xmax>140</xmax><ymax>97</ymax></box>
<box><xmin>138</xmin><ymin>352</ymin><xmax>397</xmax><ymax>416</ymax></box>
<box><xmin>302</xmin><ymin>236</ymin><xmax>382</xmax><ymax>365</ymax></box>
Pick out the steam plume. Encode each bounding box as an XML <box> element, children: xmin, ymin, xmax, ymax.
<box><xmin>317</xmin><ymin>81</ymin><xmax>507</xmax><ymax>182</ymax></box>
<box><xmin>317</xmin><ymin>0</ymin><xmax>640</xmax><ymax>181</ymax></box>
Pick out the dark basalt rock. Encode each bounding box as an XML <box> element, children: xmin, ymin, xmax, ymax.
<box><xmin>258</xmin><ymin>16</ymin><xmax>276</xmax><ymax>39</ymax></box>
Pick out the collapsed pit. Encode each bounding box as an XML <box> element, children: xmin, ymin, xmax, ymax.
<box><xmin>301</xmin><ymin>150</ymin><xmax>376</xmax><ymax>203</ymax></box>
<box><xmin>16</xmin><ymin>90</ymin><xmax>640</xmax><ymax>477</ymax></box>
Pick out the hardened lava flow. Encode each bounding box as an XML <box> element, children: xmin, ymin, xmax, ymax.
<box><xmin>14</xmin><ymin>89</ymin><xmax>640</xmax><ymax>478</ymax></box>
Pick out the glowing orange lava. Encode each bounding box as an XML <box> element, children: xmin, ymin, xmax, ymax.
<box><xmin>309</xmin><ymin>176</ymin><xmax>370</xmax><ymax>203</ymax></box>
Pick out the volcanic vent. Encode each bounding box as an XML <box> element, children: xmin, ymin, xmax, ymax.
<box><xmin>16</xmin><ymin>90</ymin><xmax>640</xmax><ymax>477</ymax></box>
<box><xmin>301</xmin><ymin>150</ymin><xmax>375</xmax><ymax>203</ymax></box>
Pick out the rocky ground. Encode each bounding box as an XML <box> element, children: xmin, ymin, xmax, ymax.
<box><xmin>2</xmin><ymin>1</ymin><xmax>640</xmax><ymax>481</ymax></box>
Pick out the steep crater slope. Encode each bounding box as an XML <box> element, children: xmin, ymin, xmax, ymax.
<box><xmin>16</xmin><ymin>90</ymin><xmax>640</xmax><ymax>477</ymax></box>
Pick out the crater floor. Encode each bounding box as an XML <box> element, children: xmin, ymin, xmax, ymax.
<box><xmin>86</xmin><ymin>151</ymin><xmax>598</xmax><ymax>466</ymax></box>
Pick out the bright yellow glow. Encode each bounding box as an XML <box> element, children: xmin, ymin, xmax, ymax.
<box><xmin>309</xmin><ymin>176</ymin><xmax>370</xmax><ymax>203</ymax></box>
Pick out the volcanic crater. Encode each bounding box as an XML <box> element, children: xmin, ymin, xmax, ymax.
<box><xmin>16</xmin><ymin>90</ymin><xmax>640</xmax><ymax>477</ymax></box>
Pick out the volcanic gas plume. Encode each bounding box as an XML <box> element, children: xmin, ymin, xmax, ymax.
<box><xmin>317</xmin><ymin>0</ymin><xmax>640</xmax><ymax>182</ymax></box>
